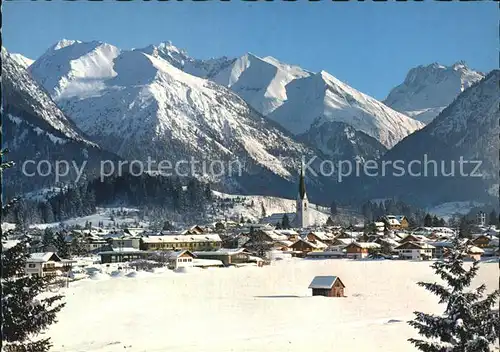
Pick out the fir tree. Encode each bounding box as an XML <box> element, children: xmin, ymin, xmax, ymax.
<box><xmin>330</xmin><ymin>200</ymin><xmax>338</xmax><ymax>216</ymax></box>
<box><xmin>408</xmin><ymin>236</ymin><xmax>499</xmax><ymax>352</ymax></box>
<box><xmin>53</xmin><ymin>232</ymin><xmax>70</xmax><ymax>259</ymax></box>
<box><xmin>1</xmin><ymin>149</ymin><xmax>65</xmax><ymax>351</ymax></box>
<box><xmin>281</xmin><ymin>214</ymin><xmax>290</xmax><ymax>229</ymax></box>
<box><xmin>488</xmin><ymin>210</ymin><xmax>498</xmax><ymax>227</ymax></box>
<box><xmin>326</xmin><ymin>216</ymin><xmax>335</xmax><ymax>226</ymax></box>
<box><xmin>424</xmin><ymin>214</ymin><xmax>433</xmax><ymax>227</ymax></box>
<box><xmin>261</xmin><ymin>202</ymin><xmax>266</xmax><ymax>218</ymax></box>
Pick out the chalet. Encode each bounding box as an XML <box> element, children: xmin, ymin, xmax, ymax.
<box><xmin>98</xmin><ymin>248</ymin><xmax>150</xmax><ymax>264</ymax></box>
<box><xmin>181</xmin><ymin>225</ymin><xmax>205</xmax><ymax>235</ymax></box>
<box><xmin>344</xmin><ymin>242</ymin><xmax>381</xmax><ymax>259</ymax></box>
<box><xmin>382</xmin><ymin>215</ymin><xmax>401</xmax><ymax>230</ymax></box>
<box><xmin>400</xmin><ymin>234</ymin><xmax>427</xmax><ymax>244</ymax></box>
<box><xmin>166</xmin><ymin>250</ymin><xmax>196</xmax><ymax>270</ymax></box>
<box><xmin>304</xmin><ymin>231</ymin><xmax>335</xmax><ymax>245</ymax></box>
<box><xmin>330</xmin><ymin>238</ymin><xmax>355</xmax><ymax>247</ymax></box>
<box><xmin>140</xmin><ymin>234</ymin><xmax>222</xmax><ymax>251</ymax></box>
<box><xmin>466</xmin><ymin>246</ymin><xmax>484</xmax><ymax>261</ymax></box>
<box><xmin>394</xmin><ymin>216</ymin><xmax>409</xmax><ymax>229</ymax></box>
<box><xmin>289</xmin><ymin>238</ymin><xmax>327</xmax><ymax>257</ymax></box>
<box><xmin>394</xmin><ymin>241</ymin><xmax>434</xmax><ymax>260</ymax></box>
<box><xmin>308</xmin><ymin>276</ymin><xmax>345</xmax><ymax>297</ymax></box>
<box><xmin>26</xmin><ymin>252</ymin><xmax>74</xmax><ymax>277</ymax></box>
<box><xmin>471</xmin><ymin>235</ymin><xmax>499</xmax><ymax>249</ymax></box>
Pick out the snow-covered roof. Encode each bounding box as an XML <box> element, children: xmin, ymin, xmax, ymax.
<box><xmin>308</xmin><ymin>276</ymin><xmax>344</xmax><ymax>289</ymax></box>
<box><xmin>261</xmin><ymin>230</ymin><xmax>289</xmax><ymax>242</ymax></box>
<box><xmin>98</xmin><ymin>249</ymin><xmax>147</xmax><ymax>255</ymax></box>
<box><xmin>28</xmin><ymin>252</ymin><xmax>61</xmax><ymax>263</ymax></box>
<box><xmin>350</xmin><ymin>242</ymin><xmax>381</xmax><ymax>249</ymax></box>
<box><xmin>467</xmin><ymin>245</ymin><xmax>484</xmax><ymax>254</ymax></box>
<box><xmin>193</xmin><ymin>248</ymin><xmax>247</xmax><ymax>256</ymax></box>
<box><xmin>395</xmin><ymin>241</ymin><xmax>435</xmax><ymax>250</ymax></box>
<box><xmin>142</xmin><ymin>234</ymin><xmax>222</xmax><ymax>243</ymax></box>
<box><xmin>306</xmin><ymin>231</ymin><xmax>335</xmax><ymax>241</ymax></box>
<box><xmin>274</xmin><ymin>229</ymin><xmax>299</xmax><ymax>236</ymax></box>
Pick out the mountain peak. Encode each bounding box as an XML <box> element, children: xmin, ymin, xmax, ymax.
<box><xmin>50</xmin><ymin>39</ymin><xmax>82</xmax><ymax>51</ymax></box>
<box><xmin>384</xmin><ymin>61</ymin><xmax>484</xmax><ymax>124</ymax></box>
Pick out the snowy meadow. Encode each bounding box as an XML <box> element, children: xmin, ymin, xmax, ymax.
<box><xmin>46</xmin><ymin>259</ymin><xmax>498</xmax><ymax>352</ymax></box>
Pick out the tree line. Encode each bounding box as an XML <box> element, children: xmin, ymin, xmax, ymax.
<box><xmin>2</xmin><ymin>173</ymin><xmax>214</xmax><ymax>227</ymax></box>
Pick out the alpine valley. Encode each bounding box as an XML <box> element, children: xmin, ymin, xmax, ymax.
<box><xmin>2</xmin><ymin>39</ymin><xmax>497</xmax><ymax>208</ymax></box>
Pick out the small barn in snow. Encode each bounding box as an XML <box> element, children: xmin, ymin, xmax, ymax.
<box><xmin>308</xmin><ymin>276</ymin><xmax>345</xmax><ymax>297</ymax></box>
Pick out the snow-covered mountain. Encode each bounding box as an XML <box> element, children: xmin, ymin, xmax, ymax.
<box><xmin>209</xmin><ymin>53</ymin><xmax>311</xmax><ymax>116</ymax></box>
<box><xmin>353</xmin><ymin>70</ymin><xmax>499</xmax><ymax>206</ymax></box>
<box><xmin>10</xmin><ymin>53</ymin><xmax>34</xmax><ymax>69</ymax></box>
<box><xmin>28</xmin><ymin>40</ymin><xmax>334</xmax><ymax>200</ymax></box>
<box><xmin>137</xmin><ymin>42</ymin><xmax>422</xmax><ymax>149</ymax></box>
<box><xmin>298</xmin><ymin>121</ymin><xmax>387</xmax><ymax>162</ymax></box>
<box><xmin>268</xmin><ymin>71</ymin><xmax>424</xmax><ymax>149</ymax></box>
<box><xmin>138</xmin><ymin>44</ymin><xmax>310</xmax><ymax>116</ymax></box>
<box><xmin>137</xmin><ymin>41</ymin><xmax>235</xmax><ymax>80</ymax></box>
<box><xmin>384</xmin><ymin>62</ymin><xmax>484</xmax><ymax>124</ymax></box>
<box><xmin>2</xmin><ymin>47</ymin><xmax>119</xmax><ymax>195</ymax></box>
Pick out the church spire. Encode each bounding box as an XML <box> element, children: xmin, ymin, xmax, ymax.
<box><xmin>299</xmin><ymin>163</ymin><xmax>306</xmax><ymax>200</ymax></box>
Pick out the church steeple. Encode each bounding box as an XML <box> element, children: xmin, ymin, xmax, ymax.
<box><xmin>294</xmin><ymin>162</ymin><xmax>309</xmax><ymax>228</ymax></box>
<box><xmin>298</xmin><ymin>164</ymin><xmax>306</xmax><ymax>200</ymax></box>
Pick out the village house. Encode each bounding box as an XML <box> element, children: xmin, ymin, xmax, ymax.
<box><xmin>471</xmin><ymin>234</ymin><xmax>499</xmax><ymax>249</ymax></box>
<box><xmin>394</xmin><ymin>241</ymin><xmax>434</xmax><ymax>260</ymax></box>
<box><xmin>25</xmin><ymin>252</ymin><xmax>74</xmax><ymax>277</ymax></box>
<box><xmin>304</xmin><ymin>231</ymin><xmax>335</xmax><ymax>245</ymax></box>
<box><xmin>399</xmin><ymin>233</ymin><xmax>428</xmax><ymax>244</ymax></box>
<box><xmin>308</xmin><ymin>276</ymin><xmax>345</xmax><ymax>297</ymax></box>
<box><xmin>344</xmin><ymin>242</ymin><xmax>381</xmax><ymax>259</ymax></box>
<box><xmin>181</xmin><ymin>225</ymin><xmax>206</xmax><ymax>235</ymax></box>
<box><xmin>140</xmin><ymin>234</ymin><xmax>222</xmax><ymax>251</ymax></box>
<box><xmin>382</xmin><ymin>215</ymin><xmax>401</xmax><ymax>230</ymax></box>
<box><xmin>289</xmin><ymin>238</ymin><xmax>327</xmax><ymax>257</ymax></box>
<box><xmin>166</xmin><ymin>250</ymin><xmax>196</xmax><ymax>270</ymax></box>
<box><xmin>85</xmin><ymin>236</ymin><xmax>109</xmax><ymax>253</ymax></box>
<box><xmin>466</xmin><ymin>246</ymin><xmax>484</xmax><ymax>261</ymax></box>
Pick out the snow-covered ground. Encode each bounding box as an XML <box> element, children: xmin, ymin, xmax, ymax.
<box><xmin>29</xmin><ymin>207</ymin><xmax>144</xmax><ymax>230</ymax></box>
<box><xmin>212</xmin><ymin>191</ymin><xmax>349</xmax><ymax>225</ymax></box>
<box><xmin>46</xmin><ymin>259</ymin><xmax>498</xmax><ymax>352</ymax></box>
<box><xmin>426</xmin><ymin>201</ymin><xmax>483</xmax><ymax>221</ymax></box>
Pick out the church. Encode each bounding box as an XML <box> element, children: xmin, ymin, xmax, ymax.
<box><xmin>260</xmin><ymin>166</ymin><xmax>310</xmax><ymax>229</ymax></box>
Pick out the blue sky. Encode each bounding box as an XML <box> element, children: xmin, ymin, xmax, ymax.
<box><xmin>3</xmin><ymin>1</ymin><xmax>497</xmax><ymax>99</ymax></box>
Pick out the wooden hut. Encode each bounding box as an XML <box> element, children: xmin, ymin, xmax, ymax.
<box><xmin>308</xmin><ymin>276</ymin><xmax>345</xmax><ymax>297</ymax></box>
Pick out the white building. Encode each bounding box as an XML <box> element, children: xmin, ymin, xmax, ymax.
<box><xmin>26</xmin><ymin>252</ymin><xmax>73</xmax><ymax>277</ymax></box>
<box><xmin>167</xmin><ymin>250</ymin><xmax>195</xmax><ymax>270</ymax></box>
<box><xmin>394</xmin><ymin>242</ymin><xmax>435</xmax><ymax>260</ymax></box>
